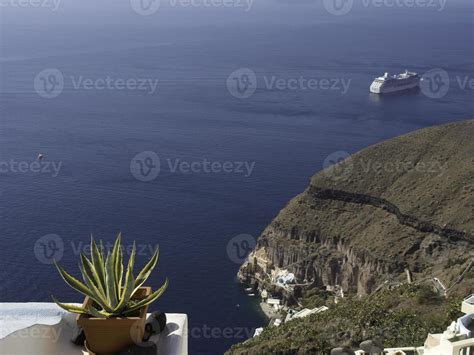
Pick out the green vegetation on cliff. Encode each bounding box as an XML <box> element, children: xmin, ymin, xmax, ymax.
<box><xmin>227</xmin><ymin>286</ymin><xmax>463</xmax><ymax>355</ymax></box>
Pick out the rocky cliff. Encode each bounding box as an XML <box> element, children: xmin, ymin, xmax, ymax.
<box><xmin>239</xmin><ymin>120</ymin><xmax>474</xmax><ymax>299</ymax></box>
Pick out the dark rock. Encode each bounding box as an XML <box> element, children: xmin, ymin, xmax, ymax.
<box><xmin>70</xmin><ymin>326</ymin><xmax>85</xmax><ymax>346</ymax></box>
<box><xmin>360</xmin><ymin>339</ymin><xmax>384</xmax><ymax>353</ymax></box>
<box><xmin>330</xmin><ymin>347</ymin><xmax>355</xmax><ymax>355</ymax></box>
<box><xmin>147</xmin><ymin>311</ymin><xmax>167</xmax><ymax>333</ymax></box>
<box><xmin>118</xmin><ymin>342</ymin><xmax>157</xmax><ymax>355</ymax></box>
<box><xmin>142</xmin><ymin>311</ymin><xmax>167</xmax><ymax>342</ymax></box>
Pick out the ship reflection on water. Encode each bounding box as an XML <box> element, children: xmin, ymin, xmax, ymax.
<box><xmin>369</xmin><ymin>87</ymin><xmax>422</xmax><ymax>103</ymax></box>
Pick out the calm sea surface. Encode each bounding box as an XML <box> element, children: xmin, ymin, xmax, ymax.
<box><xmin>0</xmin><ymin>1</ymin><xmax>473</xmax><ymax>353</ymax></box>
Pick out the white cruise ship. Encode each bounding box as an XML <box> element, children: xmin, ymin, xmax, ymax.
<box><xmin>370</xmin><ymin>70</ymin><xmax>420</xmax><ymax>94</ymax></box>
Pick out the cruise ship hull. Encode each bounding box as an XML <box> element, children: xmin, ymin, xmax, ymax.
<box><xmin>370</xmin><ymin>81</ymin><xmax>419</xmax><ymax>94</ymax></box>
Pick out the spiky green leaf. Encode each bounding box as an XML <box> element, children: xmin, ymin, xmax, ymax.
<box><xmin>53</xmin><ymin>297</ymin><xmax>109</xmax><ymax>318</ymax></box>
<box><xmin>115</xmin><ymin>245</ymin><xmax>124</xmax><ymax>299</ymax></box>
<box><xmin>113</xmin><ymin>242</ymin><xmax>136</xmax><ymax>313</ymax></box>
<box><xmin>84</xmin><ymin>305</ymin><xmax>109</xmax><ymax>318</ymax></box>
<box><xmin>80</xmin><ymin>253</ymin><xmax>105</xmax><ymax>295</ymax></box>
<box><xmin>112</xmin><ymin>233</ymin><xmax>123</xmax><ymax>299</ymax></box>
<box><xmin>91</xmin><ymin>236</ymin><xmax>107</xmax><ymax>291</ymax></box>
<box><xmin>123</xmin><ymin>279</ymin><xmax>168</xmax><ymax>316</ymax></box>
<box><xmin>79</xmin><ymin>262</ymin><xmax>113</xmax><ymax>312</ymax></box>
<box><xmin>54</xmin><ymin>261</ymin><xmax>98</xmax><ymax>302</ymax></box>
<box><xmin>52</xmin><ymin>297</ymin><xmax>88</xmax><ymax>314</ymax></box>
<box><xmin>134</xmin><ymin>246</ymin><xmax>159</xmax><ymax>292</ymax></box>
<box><xmin>99</xmin><ymin>240</ymin><xmax>106</xmax><ymax>260</ymax></box>
<box><xmin>105</xmin><ymin>251</ymin><xmax>119</xmax><ymax>308</ymax></box>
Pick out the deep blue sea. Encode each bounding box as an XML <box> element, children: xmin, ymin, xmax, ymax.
<box><xmin>0</xmin><ymin>0</ymin><xmax>473</xmax><ymax>353</ymax></box>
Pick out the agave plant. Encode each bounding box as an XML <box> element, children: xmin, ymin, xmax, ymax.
<box><xmin>52</xmin><ymin>233</ymin><xmax>168</xmax><ymax>318</ymax></box>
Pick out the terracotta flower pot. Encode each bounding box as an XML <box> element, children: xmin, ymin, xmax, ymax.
<box><xmin>77</xmin><ymin>287</ymin><xmax>151</xmax><ymax>355</ymax></box>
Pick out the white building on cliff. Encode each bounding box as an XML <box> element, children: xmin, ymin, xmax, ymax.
<box><xmin>353</xmin><ymin>294</ymin><xmax>474</xmax><ymax>355</ymax></box>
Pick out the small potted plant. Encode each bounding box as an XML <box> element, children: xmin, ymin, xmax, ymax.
<box><xmin>52</xmin><ymin>233</ymin><xmax>168</xmax><ymax>354</ymax></box>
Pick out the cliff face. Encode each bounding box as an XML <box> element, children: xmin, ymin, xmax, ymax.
<box><xmin>239</xmin><ymin>120</ymin><xmax>474</xmax><ymax>297</ymax></box>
